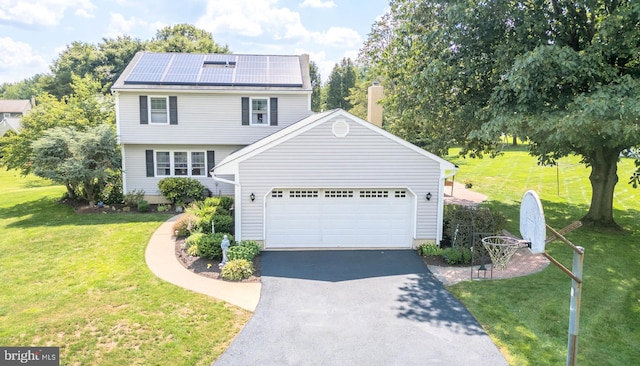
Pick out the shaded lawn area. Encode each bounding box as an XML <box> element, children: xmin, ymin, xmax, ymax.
<box><xmin>446</xmin><ymin>148</ymin><xmax>640</xmax><ymax>365</ymax></box>
<box><xmin>0</xmin><ymin>171</ymin><xmax>250</xmax><ymax>365</ymax></box>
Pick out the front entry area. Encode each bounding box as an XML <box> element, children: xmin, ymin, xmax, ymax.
<box><xmin>265</xmin><ymin>188</ymin><xmax>414</xmax><ymax>249</ymax></box>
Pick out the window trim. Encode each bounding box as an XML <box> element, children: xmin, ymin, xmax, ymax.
<box><xmin>154</xmin><ymin>150</ymin><xmax>208</xmax><ymax>177</ymax></box>
<box><xmin>250</xmin><ymin>97</ymin><xmax>270</xmax><ymax>126</ymax></box>
<box><xmin>149</xmin><ymin>96</ymin><xmax>170</xmax><ymax>125</ymax></box>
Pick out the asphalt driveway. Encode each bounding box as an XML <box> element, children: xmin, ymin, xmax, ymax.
<box><xmin>214</xmin><ymin>250</ymin><xmax>508</xmax><ymax>366</ymax></box>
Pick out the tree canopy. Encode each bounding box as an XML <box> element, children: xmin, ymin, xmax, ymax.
<box><xmin>325</xmin><ymin>58</ymin><xmax>358</xmax><ymax>110</ymax></box>
<box><xmin>363</xmin><ymin>0</ymin><xmax>640</xmax><ymax>228</ymax></box>
<box><xmin>148</xmin><ymin>24</ymin><xmax>230</xmax><ymax>54</ymax></box>
<box><xmin>0</xmin><ymin>76</ymin><xmax>115</xmax><ymax>175</ymax></box>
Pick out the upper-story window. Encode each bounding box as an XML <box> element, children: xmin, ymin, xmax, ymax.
<box><xmin>150</xmin><ymin>97</ymin><xmax>168</xmax><ymax>124</ymax></box>
<box><xmin>242</xmin><ymin>97</ymin><xmax>278</xmax><ymax>126</ymax></box>
<box><xmin>251</xmin><ymin>98</ymin><xmax>269</xmax><ymax>125</ymax></box>
<box><xmin>139</xmin><ymin>96</ymin><xmax>177</xmax><ymax>125</ymax></box>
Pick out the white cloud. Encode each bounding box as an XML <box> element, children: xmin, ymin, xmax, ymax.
<box><xmin>311</xmin><ymin>26</ymin><xmax>361</xmax><ymax>48</ymax></box>
<box><xmin>104</xmin><ymin>12</ymin><xmax>146</xmax><ymax>38</ymax></box>
<box><xmin>0</xmin><ymin>37</ymin><xmax>48</xmax><ymax>83</ymax></box>
<box><xmin>196</xmin><ymin>0</ymin><xmax>308</xmax><ymax>40</ymax></box>
<box><xmin>299</xmin><ymin>0</ymin><xmax>336</xmax><ymax>8</ymax></box>
<box><xmin>0</xmin><ymin>0</ymin><xmax>95</xmax><ymax>26</ymax></box>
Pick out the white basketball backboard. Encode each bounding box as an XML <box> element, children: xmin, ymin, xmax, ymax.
<box><xmin>520</xmin><ymin>190</ymin><xmax>546</xmax><ymax>254</ymax></box>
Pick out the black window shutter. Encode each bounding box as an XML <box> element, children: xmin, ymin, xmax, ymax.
<box><xmin>145</xmin><ymin>150</ymin><xmax>154</xmax><ymax>177</ymax></box>
<box><xmin>241</xmin><ymin>97</ymin><xmax>249</xmax><ymax>125</ymax></box>
<box><xmin>139</xmin><ymin>96</ymin><xmax>148</xmax><ymax>124</ymax></box>
<box><xmin>270</xmin><ymin>97</ymin><xmax>278</xmax><ymax>126</ymax></box>
<box><xmin>169</xmin><ymin>96</ymin><xmax>178</xmax><ymax>125</ymax></box>
<box><xmin>207</xmin><ymin>150</ymin><xmax>215</xmax><ymax>177</ymax></box>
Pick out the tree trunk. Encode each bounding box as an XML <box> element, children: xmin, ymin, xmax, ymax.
<box><xmin>512</xmin><ymin>136</ymin><xmax>518</xmax><ymax>146</ymax></box>
<box><xmin>64</xmin><ymin>183</ymin><xmax>76</xmax><ymax>199</ymax></box>
<box><xmin>581</xmin><ymin>148</ymin><xmax>621</xmax><ymax>229</ymax></box>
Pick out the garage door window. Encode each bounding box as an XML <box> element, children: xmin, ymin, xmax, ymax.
<box><xmin>395</xmin><ymin>190</ymin><xmax>407</xmax><ymax>198</ymax></box>
<box><xmin>325</xmin><ymin>190</ymin><xmax>354</xmax><ymax>198</ymax></box>
<box><xmin>290</xmin><ymin>190</ymin><xmax>318</xmax><ymax>197</ymax></box>
<box><xmin>360</xmin><ymin>190</ymin><xmax>389</xmax><ymax>198</ymax></box>
<box><xmin>271</xmin><ymin>190</ymin><xmax>283</xmax><ymax>198</ymax></box>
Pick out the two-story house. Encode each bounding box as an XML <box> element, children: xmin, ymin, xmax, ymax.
<box><xmin>113</xmin><ymin>52</ymin><xmax>456</xmax><ymax>250</ymax></box>
<box><xmin>0</xmin><ymin>99</ymin><xmax>33</xmax><ymax>136</ymax></box>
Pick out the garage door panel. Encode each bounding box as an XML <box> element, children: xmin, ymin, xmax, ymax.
<box><xmin>266</xmin><ymin>189</ymin><xmax>413</xmax><ymax>248</ymax></box>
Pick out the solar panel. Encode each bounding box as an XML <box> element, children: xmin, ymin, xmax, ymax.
<box><xmin>124</xmin><ymin>53</ymin><xmax>304</xmax><ymax>87</ymax></box>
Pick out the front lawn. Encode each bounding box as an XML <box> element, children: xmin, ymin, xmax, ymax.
<box><xmin>0</xmin><ymin>170</ymin><xmax>250</xmax><ymax>365</ymax></box>
<box><xmin>446</xmin><ymin>148</ymin><xmax>640</xmax><ymax>365</ymax></box>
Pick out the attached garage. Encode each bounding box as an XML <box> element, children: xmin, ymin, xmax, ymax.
<box><xmin>212</xmin><ymin>109</ymin><xmax>457</xmax><ymax>250</ymax></box>
<box><xmin>265</xmin><ymin>188</ymin><xmax>414</xmax><ymax>248</ymax></box>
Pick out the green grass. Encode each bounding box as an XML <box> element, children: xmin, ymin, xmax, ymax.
<box><xmin>446</xmin><ymin>147</ymin><xmax>640</xmax><ymax>365</ymax></box>
<box><xmin>0</xmin><ymin>170</ymin><xmax>250</xmax><ymax>365</ymax></box>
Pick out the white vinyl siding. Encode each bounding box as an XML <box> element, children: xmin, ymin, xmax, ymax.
<box><xmin>122</xmin><ymin>144</ymin><xmax>242</xmax><ymax>200</ymax></box>
<box><xmin>237</xmin><ymin>117</ymin><xmax>442</xmax><ymax>242</ymax></box>
<box><xmin>117</xmin><ymin>92</ymin><xmax>312</xmax><ymax>145</ymax></box>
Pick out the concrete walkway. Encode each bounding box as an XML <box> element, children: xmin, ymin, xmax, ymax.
<box><xmin>145</xmin><ymin>215</ymin><xmax>261</xmax><ymax>311</ymax></box>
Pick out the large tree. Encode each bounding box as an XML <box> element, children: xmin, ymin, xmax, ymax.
<box><xmin>365</xmin><ymin>0</ymin><xmax>640</xmax><ymax>228</ymax></box>
<box><xmin>325</xmin><ymin>58</ymin><xmax>358</xmax><ymax>110</ymax></box>
<box><xmin>309</xmin><ymin>60</ymin><xmax>323</xmax><ymax>112</ymax></box>
<box><xmin>148</xmin><ymin>24</ymin><xmax>230</xmax><ymax>53</ymax></box>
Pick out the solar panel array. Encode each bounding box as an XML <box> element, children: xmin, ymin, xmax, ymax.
<box><xmin>124</xmin><ymin>53</ymin><xmax>303</xmax><ymax>87</ymax></box>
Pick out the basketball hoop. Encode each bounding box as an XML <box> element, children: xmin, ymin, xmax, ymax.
<box><xmin>481</xmin><ymin>236</ymin><xmax>528</xmax><ymax>270</ymax></box>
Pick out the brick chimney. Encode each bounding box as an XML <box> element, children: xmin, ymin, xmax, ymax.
<box><xmin>367</xmin><ymin>81</ymin><xmax>383</xmax><ymax>128</ymax></box>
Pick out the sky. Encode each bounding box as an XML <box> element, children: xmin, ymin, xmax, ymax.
<box><xmin>0</xmin><ymin>0</ymin><xmax>390</xmax><ymax>84</ymax></box>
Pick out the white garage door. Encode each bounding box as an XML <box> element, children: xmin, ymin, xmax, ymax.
<box><xmin>265</xmin><ymin>188</ymin><xmax>414</xmax><ymax>248</ymax></box>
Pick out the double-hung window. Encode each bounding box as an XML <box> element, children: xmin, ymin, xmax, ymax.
<box><xmin>251</xmin><ymin>98</ymin><xmax>269</xmax><ymax>125</ymax></box>
<box><xmin>155</xmin><ymin>151</ymin><xmax>206</xmax><ymax>177</ymax></box>
<box><xmin>150</xmin><ymin>97</ymin><xmax>168</xmax><ymax>124</ymax></box>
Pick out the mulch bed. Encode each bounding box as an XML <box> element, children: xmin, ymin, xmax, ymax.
<box><xmin>174</xmin><ymin>238</ymin><xmax>261</xmax><ymax>283</ymax></box>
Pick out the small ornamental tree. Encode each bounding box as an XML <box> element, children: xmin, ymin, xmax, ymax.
<box><xmin>31</xmin><ymin>124</ymin><xmax>120</xmax><ymax>204</ymax></box>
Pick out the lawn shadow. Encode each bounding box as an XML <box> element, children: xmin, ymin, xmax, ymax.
<box><xmin>395</xmin><ymin>272</ymin><xmax>489</xmax><ymax>336</ymax></box>
<box><xmin>2</xmin><ymin>196</ymin><xmax>170</xmax><ymax>228</ymax></box>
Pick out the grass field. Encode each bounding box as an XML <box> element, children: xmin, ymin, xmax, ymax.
<box><xmin>0</xmin><ymin>171</ymin><xmax>250</xmax><ymax>365</ymax></box>
<box><xmin>446</xmin><ymin>146</ymin><xmax>640</xmax><ymax>365</ymax></box>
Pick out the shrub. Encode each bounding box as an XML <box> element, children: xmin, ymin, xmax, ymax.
<box><xmin>418</xmin><ymin>243</ymin><xmax>443</xmax><ymax>257</ymax></box>
<box><xmin>212</xmin><ymin>215</ymin><xmax>233</xmax><ymax>233</ymax></box>
<box><xmin>158</xmin><ymin>177</ymin><xmax>206</xmax><ymax>205</ymax></box>
<box><xmin>227</xmin><ymin>246</ymin><xmax>255</xmax><ymax>261</ymax></box>
<box><xmin>220</xmin><ymin>259</ymin><xmax>254</xmax><ymax>281</ymax></box>
<box><xmin>219</xmin><ymin>196</ymin><xmax>234</xmax><ymax>210</ymax></box>
<box><xmin>123</xmin><ymin>189</ymin><xmax>145</xmax><ymax>207</ymax></box>
<box><xmin>172</xmin><ymin>214</ymin><xmax>197</xmax><ymax>238</ymax></box>
<box><xmin>157</xmin><ymin>204</ymin><xmax>171</xmax><ymax>212</ymax></box>
<box><xmin>238</xmin><ymin>240</ymin><xmax>261</xmax><ymax>257</ymax></box>
<box><xmin>187</xmin><ymin>243</ymin><xmax>199</xmax><ymax>256</ymax></box>
<box><xmin>99</xmin><ymin>173</ymin><xmax>123</xmax><ymax>205</ymax></box>
<box><xmin>137</xmin><ymin>200</ymin><xmax>150</xmax><ymax>212</ymax></box>
<box><xmin>442</xmin><ymin>246</ymin><xmax>473</xmax><ymax>265</ymax></box>
<box><xmin>196</xmin><ymin>233</ymin><xmax>234</xmax><ymax>260</ymax></box>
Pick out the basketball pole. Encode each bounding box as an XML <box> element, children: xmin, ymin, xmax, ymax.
<box><xmin>544</xmin><ymin>224</ymin><xmax>584</xmax><ymax>366</ymax></box>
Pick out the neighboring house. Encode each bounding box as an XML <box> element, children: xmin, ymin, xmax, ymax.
<box><xmin>114</xmin><ymin>51</ymin><xmax>457</xmax><ymax>249</ymax></box>
<box><xmin>0</xmin><ymin>99</ymin><xmax>33</xmax><ymax>136</ymax></box>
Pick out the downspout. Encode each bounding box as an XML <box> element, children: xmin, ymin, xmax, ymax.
<box><xmin>437</xmin><ymin>165</ymin><xmax>458</xmax><ymax>244</ymax></box>
<box><xmin>211</xmin><ymin>173</ymin><xmax>242</xmax><ymax>241</ymax></box>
